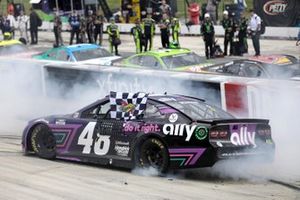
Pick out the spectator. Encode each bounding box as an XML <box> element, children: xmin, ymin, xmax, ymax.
<box><xmin>201</xmin><ymin>13</ymin><xmax>215</xmax><ymax>59</ymax></box>
<box><xmin>2</xmin><ymin>14</ymin><xmax>13</xmax><ymax>37</ymax></box>
<box><xmin>94</xmin><ymin>12</ymin><xmax>104</xmax><ymax>45</ymax></box>
<box><xmin>206</xmin><ymin>0</ymin><xmax>217</xmax><ymax>24</ymax></box>
<box><xmin>248</xmin><ymin>9</ymin><xmax>261</xmax><ymax>56</ymax></box>
<box><xmin>158</xmin><ymin>13</ymin><xmax>170</xmax><ymax>48</ymax></box>
<box><xmin>29</xmin><ymin>8</ymin><xmax>41</xmax><ymax>45</ymax></box>
<box><xmin>79</xmin><ymin>15</ymin><xmax>87</xmax><ymax>43</ymax></box>
<box><xmin>17</xmin><ymin>10</ymin><xmax>29</xmax><ymax>43</ymax></box>
<box><xmin>53</xmin><ymin>12</ymin><xmax>63</xmax><ymax>47</ymax></box>
<box><xmin>122</xmin><ymin>0</ymin><xmax>133</xmax><ymax>23</ymax></box>
<box><xmin>159</xmin><ymin>0</ymin><xmax>172</xmax><ymax>18</ymax></box>
<box><xmin>69</xmin><ymin>11</ymin><xmax>80</xmax><ymax>45</ymax></box>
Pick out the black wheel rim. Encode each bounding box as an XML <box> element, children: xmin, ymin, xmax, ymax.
<box><xmin>41</xmin><ymin>133</ymin><xmax>55</xmax><ymax>151</ymax></box>
<box><xmin>144</xmin><ymin>145</ymin><xmax>164</xmax><ymax>169</ymax></box>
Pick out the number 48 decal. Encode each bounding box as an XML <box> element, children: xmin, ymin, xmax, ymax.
<box><xmin>78</xmin><ymin>122</ymin><xmax>110</xmax><ymax>155</ymax></box>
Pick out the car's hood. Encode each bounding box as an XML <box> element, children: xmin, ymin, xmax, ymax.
<box><xmin>78</xmin><ymin>56</ymin><xmax>121</xmax><ymax>65</ymax></box>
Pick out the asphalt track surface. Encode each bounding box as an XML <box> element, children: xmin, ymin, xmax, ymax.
<box><xmin>0</xmin><ymin>32</ymin><xmax>299</xmax><ymax>200</ymax></box>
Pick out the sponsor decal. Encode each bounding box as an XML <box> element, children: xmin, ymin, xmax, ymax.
<box><xmin>168</xmin><ymin>113</ymin><xmax>178</xmax><ymax>123</ymax></box>
<box><xmin>114</xmin><ymin>141</ymin><xmax>130</xmax><ymax>157</ymax></box>
<box><xmin>163</xmin><ymin>124</ymin><xmax>197</xmax><ymax>141</ymax></box>
<box><xmin>123</xmin><ymin>123</ymin><xmax>161</xmax><ymax>134</ymax></box>
<box><xmin>194</xmin><ymin>126</ymin><xmax>208</xmax><ymax>140</ymax></box>
<box><xmin>230</xmin><ymin>126</ymin><xmax>256</xmax><ymax>148</ymax></box>
<box><xmin>263</xmin><ymin>0</ymin><xmax>287</xmax><ymax>16</ymax></box>
<box><xmin>169</xmin><ymin>148</ymin><xmax>206</xmax><ymax>166</ymax></box>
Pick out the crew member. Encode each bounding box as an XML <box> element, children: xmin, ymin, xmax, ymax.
<box><xmin>142</xmin><ymin>14</ymin><xmax>155</xmax><ymax>51</ymax></box>
<box><xmin>238</xmin><ymin>12</ymin><xmax>248</xmax><ymax>54</ymax></box>
<box><xmin>201</xmin><ymin>13</ymin><xmax>215</xmax><ymax>59</ymax></box>
<box><xmin>53</xmin><ymin>12</ymin><xmax>63</xmax><ymax>47</ymax></box>
<box><xmin>79</xmin><ymin>15</ymin><xmax>87</xmax><ymax>43</ymax></box>
<box><xmin>248</xmin><ymin>9</ymin><xmax>261</xmax><ymax>56</ymax></box>
<box><xmin>107</xmin><ymin>18</ymin><xmax>120</xmax><ymax>55</ymax></box>
<box><xmin>171</xmin><ymin>17</ymin><xmax>180</xmax><ymax>45</ymax></box>
<box><xmin>69</xmin><ymin>11</ymin><xmax>80</xmax><ymax>45</ymax></box>
<box><xmin>131</xmin><ymin>19</ymin><xmax>143</xmax><ymax>53</ymax></box>
<box><xmin>159</xmin><ymin>13</ymin><xmax>170</xmax><ymax>48</ymax></box>
<box><xmin>86</xmin><ymin>10</ymin><xmax>94</xmax><ymax>43</ymax></box>
<box><xmin>17</xmin><ymin>10</ymin><xmax>29</xmax><ymax>43</ymax></box>
<box><xmin>29</xmin><ymin>8</ymin><xmax>41</xmax><ymax>45</ymax></box>
<box><xmin>94</xmin><ymin>12</ymin><xmax>104</xmax><ymax>45</ymax></box>
<box><xmin>222</xmin><ymin>10</ymin><xmax>236</xmax><ymax>56</ymax></box>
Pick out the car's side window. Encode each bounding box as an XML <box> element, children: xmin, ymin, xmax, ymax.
<box><xmin>140</xmin><ymin>56</ymin><xmax>162</xmax><ymax>69</ymax></box>
<box><xmin>244</xmin><ymin>63</ymin><xmax>264</xmax><ymax>77</ymax></box>
<box><xmin>129</xmin><ymin>56</ymin><xmax>142</xmax><ymax>65</ymax></box>
<box><xmin>81</xmin><ymin>101</ymin><xmax>111</xmax><ymax>119</ymax></box>
<box><xmin>56</xmin><ymin>50</ymin><xmax>69</xmax><ymax>61</ymax></box>
<box><xmin>47</xmin><ymin>50</ymin><xmax>57</xmax><ymax>59</ymax></box>
<box><xmin>144</xmin><ymin>103</ymin><xmax>163</xmax><ymax>119</ymax></box>
<box><xmin>225</xmin><ymin>63</ymin><xmax>241</xmax><ymax>75</ymax></box>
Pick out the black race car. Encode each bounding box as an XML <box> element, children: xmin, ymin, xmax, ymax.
<box><xmin>202</xmin><ymin>55</ymin><xmax>300</xmax><ymax>80</ymax></box>
<box><xmin>22</xmin><ymin>92</ymin><xmax>275</xmax><ymax>173</ymax></box>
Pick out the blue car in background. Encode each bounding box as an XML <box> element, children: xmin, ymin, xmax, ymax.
<box><xmin>33</xmin><ymin>43</ymin><xmax>121</xmax><ymax>66</ymax></box>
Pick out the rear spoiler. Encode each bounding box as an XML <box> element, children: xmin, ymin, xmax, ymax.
<box><xmin>196</xmin><ymin>118</ymin><xmax>269</xmax><ymax>125</ymax></box>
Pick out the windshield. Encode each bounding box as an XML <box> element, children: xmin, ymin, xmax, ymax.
<box><xmin>0</xmin><ymin>44</ymin><xmax>28</xmax><ymax>55</ymax></box>
<box><xmin>73</xmin><ymin>47</ymin><xmax>112</xmax><ymax>61</ymax></box>
<box><xmin>166</xmin><ymin>99</ymin><xmax>234</xmax><ymax>120</ymax></box>
<box><xmin>161</xmin><ymin>52</ymin><xmax>206</xmax><ymax>68</ymax></box>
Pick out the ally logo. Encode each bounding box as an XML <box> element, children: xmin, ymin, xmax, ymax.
<box><xmin>230</xmin><ymin>126</ymin><xmax>256</xmax><ymax>148</ymax></box>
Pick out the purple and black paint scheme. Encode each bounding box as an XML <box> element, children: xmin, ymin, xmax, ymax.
<box><xmin>22</xmin><ymin>94</ymin><xmax>275</xmax><ymax>171</ymax></box>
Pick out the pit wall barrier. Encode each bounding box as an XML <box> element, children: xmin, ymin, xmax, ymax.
<box><xmin>42</xmin><ymin>63</ymin><xmax>300</xmax><ymax>119</ymax></box>
<box><xmin>39</xmin><ymin>22</ymin><xmax>299</xmax><ymax>39</ymax></box>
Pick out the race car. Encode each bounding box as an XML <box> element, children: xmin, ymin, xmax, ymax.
<box><xmin>201</xmin><ymin>55</ymin><xmax>300</xmax><ymax>79</ymax></box>
<box><xmin>0</xmin><ymin>39</ymin><xmax>38</xmax><ymax>58</ymax></box>
<box><xmin>120</xmin><ymin>48</ymin><xmax>213</xmax><ymax>72</ymax></box>
<box><xmin>33</xmin><ymin>44</ymin><xmax>121</xmax><ymax>65</ymax></box>
<box><xmin>22</xmin><ymin>92</ymin><xmax>275</xmax><ymax>173</ymax></box>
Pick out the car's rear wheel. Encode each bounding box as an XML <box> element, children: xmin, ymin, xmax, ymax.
<box><xmin>136</xmin><ymin>138</ymin><xmax>169</xmax><ymax>173</ymax></box>
<box><xmin>30</xmin><ymin>124</ymin><xmax>56</xmax><ymax>159</ymax></box>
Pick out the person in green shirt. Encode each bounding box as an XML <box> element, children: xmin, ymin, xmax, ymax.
<box><xmin>106</xmin><ymin>17</ymin><xmax>120</xmax><ymax>56</ymax></box>
<box><xmin>171</xmin><ymin>17</ymin><xmax>181</xmax><ymax>45</ymax></box>
<box><xmin>131</xmin><ymin>19</ymin><xmax>144</xmax><ymax>53</ymax></box>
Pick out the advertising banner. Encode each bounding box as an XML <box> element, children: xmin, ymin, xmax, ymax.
<box><xmin>254</xmin><ymin>0</ymin><xmax>300</xmax><ymax>27</ymax></box>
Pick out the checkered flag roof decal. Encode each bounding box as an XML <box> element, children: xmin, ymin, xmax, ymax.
<box><xmin>109</xmin><ymin>91</ymin><xmax>149</xmax><ymax>120</ymax></box>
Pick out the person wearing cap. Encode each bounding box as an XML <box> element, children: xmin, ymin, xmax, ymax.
<box><xmin>221</xmin><ymin>10</ymin><xmax>236</xmax><ymax>56</ymax></box>
<box><xmin>247</xmin><ymin>9</ymin><xmax>261</xmax><ymax>56</ymax></box>
<box><xmin>69</xmin><ymin>11</ymin><xmax>80</xmax><ymax>45</ymax></box>
<box><xmin>201</xmin><ymin>13</ymin><xmax>215</xmax><ymax>59</ymax></box>
<box><xmin>142</xmin><ymin>14</ymin><xmax>156</xmax><ymax>51</ymax></box>
<box><xmin>171</xmin><ymin>16</ymin><xmax>181</xmax><ymax>46</ymax></box>
<box><xmin>130</xmin><ymin>19</ymin><xmax>143</xmax><ymax>53</ymax></box>
<box><xmin>106</xmin><ymin>17</ymin><xmax>120</xmax><ymax>55</ymax></box>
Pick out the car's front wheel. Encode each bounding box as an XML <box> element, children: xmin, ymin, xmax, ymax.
<box><xmin>30</xmin><ymin>124</ymin><xmax>56</xmax><ymax>159</ymax></box>
<box><xmin>136</xmin><ymin>138</ymin><xmax>169</xmax><ymax>173</ymax></box>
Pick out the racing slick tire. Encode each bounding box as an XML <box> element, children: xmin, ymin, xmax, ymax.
<box><xmin>136</xmin><ymin>138</ymin><xmax>169</xmax><ymax>173</ymax></box>
<box><xmin>30</xmin><ymin>124</ymin><xmax>56</xmax><ymax>159</ymax></box>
